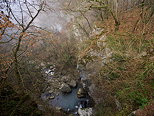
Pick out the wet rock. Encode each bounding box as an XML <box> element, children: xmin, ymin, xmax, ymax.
<box><xmin>45</xmin><ymin>95</ymin><xmax>54</xmax><ymax>100</ymax></box>
<box><xmin>56</xmin><ymin>107</ymin><xmax>62</xmax><ymax>112</ymax></box>
<box><xmin>49</xmin><ymin>95</ymin><xmax>55</xmax><ymax>99</ymax></box>
<box><xmin>77</xmin><ymin>88</ymin><xmax>87</xmax><ymax>98</ymax></box>
<box><xmin>60</xmin><ymin>83</ymin><xmax>72</xmax><ymax>93</ymax></box>
<box><xmin>75</xmin><ymin>106</ymin><xmax>79</xmax><ymax>109</ymax></box>
<box><xmin>78</xmin><ymin>107</ymin><xmax>93</xmax><ymax>116</ymax></box>
<box><xmin>68</xmin><ymin>80</ymin><xmax>77</xmax><ymax>88</ymax></box>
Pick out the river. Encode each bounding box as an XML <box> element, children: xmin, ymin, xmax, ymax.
<box><xmin>41</xmin><ymin>67</ymin><xmax>95</xmax><ymax>115</ymax></box>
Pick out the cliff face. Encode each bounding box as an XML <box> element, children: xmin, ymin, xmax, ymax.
<box><xmin>75</xmin><ymin>2</ymin><xmax>154</xmax><ymax>115</ymax></box>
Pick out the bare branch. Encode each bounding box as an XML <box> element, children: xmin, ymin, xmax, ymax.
<box><xmin>19</xmin><ymin>0</ymin><xmax>24</xmax><ymax>28</ymax></box>
<box><xmin>25</xmin><ymin>1</ymin><xmax>34</xmax><ymax>18</ymax></box>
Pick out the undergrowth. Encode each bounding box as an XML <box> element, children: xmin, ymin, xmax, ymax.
<box><xmin>94</xmin><ymin>33</ymin><xmax>154</xmax><ymax>115</ymax></box>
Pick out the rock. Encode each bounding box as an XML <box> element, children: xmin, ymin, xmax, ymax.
<box><xmin>128</xmin><ymin>111</ymin><xmax>136</xmax><ymax>116</ymax></box>
<box><xmin>40</xmin><ymin>62</ymin><xmax>45</xmax><ymax>67</ymax></box>
<box><xmin>49</xmin><ymin>89</ymin><xmax>54</xmax><ymax>94</ymax></box>
<box><xmin>37</xmin><ymin>104</ymin><xmax>45</xmax><ymax>111</ymax></box>
<box><xmin>97</xmin><ymin>35</ymin><xmax>107</xmax><ymax>48</ymax></box>
<box><xmin>49</xmin><ymin>95</ymin><xmax>55</xmax><ymax>99</ymax></box>
<box><xmin>67</xmin><ymin>108</ymin><xmax>70</xmax><ymax>112</ymax></box>
<box><xmin>60</xmin><ymin>83</ymin><xmax>72</xmax><ymax>93</ymax></box>
<box><xmin>45</xmin><ymin>69</ymin><xmax>54</xmax><ymax>76</ymax></box>
<box><xmin>75</xmin><ymin>106</ymin><xmax>79</xmax><ymax>108</ymax></box>
<box><xmin>82</xmin><ymin>83</ymin><xmax>86</xmax><ymax>88</ymax></box>
<box><xmin>90</xmin><ymin>26</ymin><xmax>104</xmax><ymax>37</ymax></box>
<box><xmin>68</xmin><ymin>80</ymin><xmax>77</xmax><ymax>88</ymax></box>
<box><xmin>78</xmin><ymin>108</ymin><xmax>93</xmax><ymax>116</ymax></box>
<box><xmin>149</xmin><ymin>56</ymin><xmax>154</xmax><ymax>61</ymax></box>
<box><xmin>140</xmin><ymin>51</ymin><xmax>147</xmax><ymax>57</ymax></box>
<box><xmin>46</xmin><ymin>94</ymin><xmax>55</xmax><ymax>100</ymax></box>
<box><xmin>77</xmin><ymin>88</ymin><xmax>87</xmax><ymax>98</ymax></box>
<box><xmin>88</xmin><ymin>84</ymin><xmax>95</xmax><ymax>95</ymax></box>
<box><xmin>114</xmin><ymin>96</ymin><xmax>122</xmax><ymax>111</ymax></box>
<box><xmin>68</xmin><ymin>114</ymin><xmax>74</xmax><ymax>116</ymax></box>
<box><xmin>56</xmin><ymin>92</ymin><xmax>60</xmax><ymax>96</ymax></box>
<box><xmin>56</xmin><ymin>107</ymin><xmax>62</xmax><ymax>112</ymax></box>
<box><xmin>61</xmin><ymin>76</ymin><xmax>71</xmax><ymax>83</ymax></box>
<box><xmin>149</xmin><ymin>48</ymin><xmax>154</xmax><ymax>54</ymax></box>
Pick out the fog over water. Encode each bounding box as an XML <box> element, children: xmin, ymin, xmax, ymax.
<box><xmin>1</xmin><ymin>0</ymin><xmax>71</xmax><ymax>31</ymax></box>
<box><xmin>34</xmin><ymin>0</ymin><xmax>71</xmax><ymax>31</ymax></box>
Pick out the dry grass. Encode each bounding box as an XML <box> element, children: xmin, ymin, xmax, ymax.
<box><xmin>85</xmin><ymin>6</ymin><xmax>154</xmax><ymax>116</ymax></box>
<box><xmin>95</xmin><ymin>7</ymin><xmax>154</xmax><ymax>38</ymax></box>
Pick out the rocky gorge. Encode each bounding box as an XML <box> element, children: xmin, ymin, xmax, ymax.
<box><xmin>40</xmin><ymin>63</ymin><xmax>95</xmax><ymax>116</ymax></box>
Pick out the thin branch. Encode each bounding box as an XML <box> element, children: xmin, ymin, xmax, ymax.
<box><xmin>6</xmin><ymin>2</ymin><xmax>21</xmax><ymax>26</ymax></box>
<box><xmin>19</xmin><ymin>0</ymin><xmax>24</xmax><ymax>29</ymax></box>
<box><xmin>25</xmin><ymin>1</ymin><xmax>33</xmax><ymax>18</ymax></box>
<box><xmin>79</xmin><ymin>10</ymin><xmax>92</xmax><ymax>31</ymax></box>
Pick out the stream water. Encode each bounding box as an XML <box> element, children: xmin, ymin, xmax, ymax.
<box><xmin>41</xmin><ymin>68</ymin><xmax>95</xmax><ymax>115</ymax></box>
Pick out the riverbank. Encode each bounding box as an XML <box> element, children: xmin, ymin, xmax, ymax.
<box><xmin>40</xmin><ymin>63</ymin><xmax>95</xmax><ymax>115</ymax></box>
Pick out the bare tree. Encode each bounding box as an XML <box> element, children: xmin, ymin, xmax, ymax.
<box><xmin>0</xmin><ymin>0</ymin><xmax>47</xmax><ymax>92</ymax></box>
<box><xmin>86</xmin><ymin>0</ymin><xmax>120</xmax><ymax>31</ymax></box>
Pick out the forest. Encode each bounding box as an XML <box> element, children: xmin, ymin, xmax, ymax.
<box><xmin>0</xmin><ymin>0</ymin><xmax>154</xmax><ymax>116</ymax></box>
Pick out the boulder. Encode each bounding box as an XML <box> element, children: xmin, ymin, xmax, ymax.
<box><xmin>56</xmin><ymin>107</ymin><xmax>62</xmax><ymax>112</ymax></box>
<box><xmin>46</xmin><ymin>94</ymin><xmax>55</xmax><ymax>100</ymax></box>
<box><xmin>48</xmin><ymin>89</ymin><xmax>54</xmax><ymax>94</ymax></box>
<box><xmin>77</xmin><ymin>88</ymin><xmax>87</xmax><ymax>98</ymax></box>
<box><xmin>61</xmin><ymin>76</ymin><xmax>71</xmax><ymax>83</ymax></box>
<box><xmin>60</xmin><ymin>83</ymin><xmax>72</xmax><ymax>93</ymax></box>
<box><xmin>68</xmin><ymin>80</ymin><xmax>77</xmax><ymax>88</ymax></box>
<box><xmin>49</xmin><ymin>95</ymin><xmax>55</xmax><ymax>99</ymax></box>
<box><xmin>78</xmin><ymin>108</ymin><xmax>93</xmax><ymax>116</ymax></box>
<box><xmin>40</xmin><ymin>62</ymin><xmax>45</xmax><ymax>66</ymax></box>
<box><xmin>149</xmin><ymin>56</ymin><xmax>154</xmax><ymax>61</ymax></box>
<box><xmin>139</xmin><ymin>51</ymin><xmax>147</xmax><ymax>57</ymax></box>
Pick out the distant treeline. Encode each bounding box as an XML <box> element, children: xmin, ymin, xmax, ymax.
<box><xmin>107</xmin><ymin>0</ymin><xmax>153</xmax><ymax>12</ymax></box>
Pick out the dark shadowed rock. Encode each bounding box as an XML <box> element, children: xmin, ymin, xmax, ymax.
<box><xmin>49</xmin><ymin>95</ymin><xmax>55</xmax><ymax>99</ymax></box>
<box><xmin>60</xmin><ymin>83</ymin><xmax>72</xmax><ymax>93</ymax></box>
<box><xmin>77</xmin><ymin>88</ymin><xmax>87</xmax><ymax>98</ymax></box>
